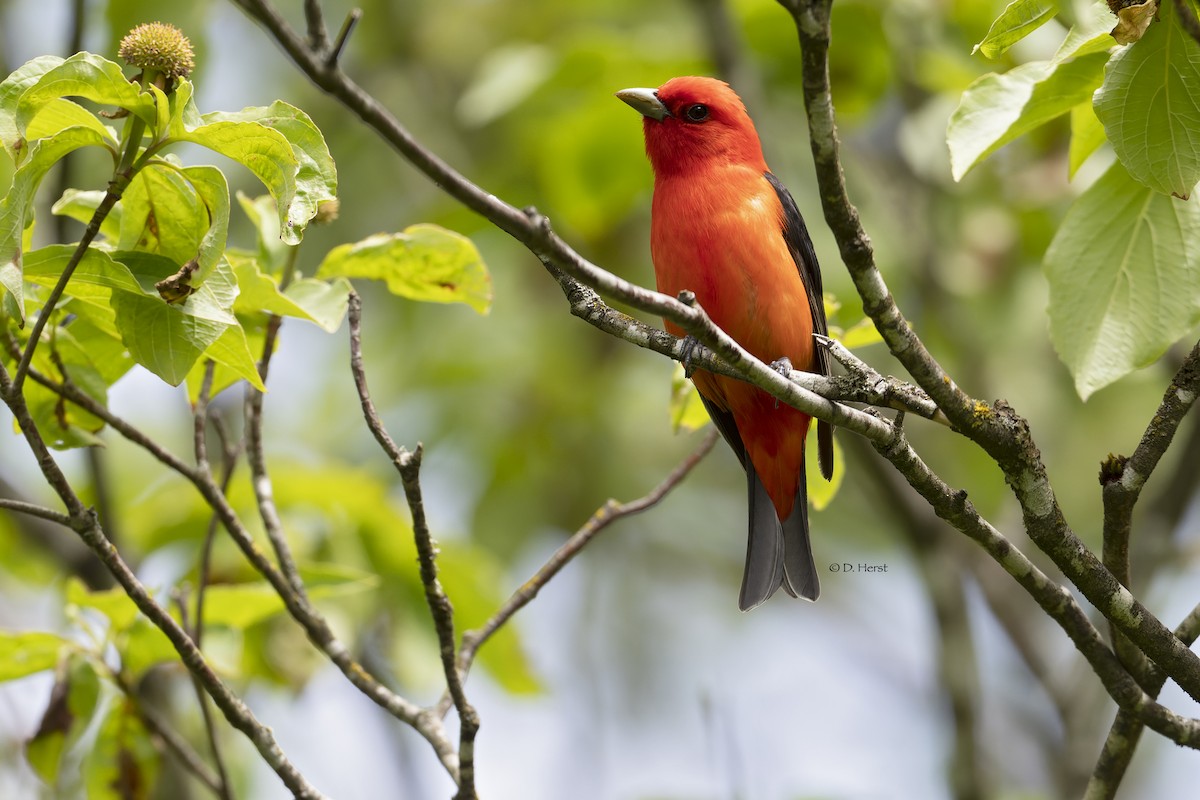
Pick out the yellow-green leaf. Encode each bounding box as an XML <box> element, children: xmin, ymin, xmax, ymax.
<box><xmin>316</xmin><ymin>223</ymin><xmax>492</xmax><ymax>314</ymax></box>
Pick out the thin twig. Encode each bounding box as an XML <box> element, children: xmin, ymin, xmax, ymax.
<box><xmin>246</xmin><ymin>314</ymin><xmax>306</xmax><ymax>594</ymax></box>
<box><xmin>328</xmin><ymin>9</ymin><xmax>361</xmax><ymax>67</ymax></box>
<box><xmin>15</xmin><ymin>358</ymin><xmax>460</xmax><ymax>780</ymax></box>
<box><xmin>0</xmin><ymin>363</ymin><xmax>325</xmax><ymax>799</ymax></box>
<box><xmin>114</xmin><ymin>667</ymin><xmax>224</xmax><ymax>797</ymax></box>
<box><xmin>448</xmin><ymin>426</ymin><xmax>720</xmax><ymax>714</ymax></box>
<box><xmin>0</xmin><ymin>497</ymin><xmax>73</xmax><ymax>526</ymax></box>
<box><xmin>303</xmin><ymin>0</ymin><xmax>329</xmax><ymax>52</ymax></box>
<box><xmin>188</xmin><ymin>364</ymin><xmax>237</xmax><ymax>800</ymax></box>
<box><xmin>346</xmin><ymin>292</ymin><xmax>473</xmax><ymax>793</ymax></box>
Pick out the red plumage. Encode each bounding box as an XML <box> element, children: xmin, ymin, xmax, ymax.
<box><xmin>618</xmin><ymin>76</ymin><xmax>833</xmax><ymax>609</ymax></box>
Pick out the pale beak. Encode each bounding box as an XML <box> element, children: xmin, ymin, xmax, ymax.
<box><xmin>615</xmin><ymin>87</ymin><xmax>669</xmax><ymax>121</ymax></box>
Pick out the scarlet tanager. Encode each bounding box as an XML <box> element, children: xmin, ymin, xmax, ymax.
<box><xmin>617</xmin><ymin>76</ymin><xmax>834</xmax><ymax>609</ymax></box>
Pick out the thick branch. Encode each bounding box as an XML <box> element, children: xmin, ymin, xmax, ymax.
<box><xmin>782</xmin><ymin>0</ymin><xmax>1200</xmax><ymax>706</ymax></box>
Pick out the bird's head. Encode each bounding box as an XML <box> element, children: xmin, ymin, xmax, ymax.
<box><xmin>616</xmin><ymin>76</ymin><xmax>767</xmax><ymax>177</ymax></box>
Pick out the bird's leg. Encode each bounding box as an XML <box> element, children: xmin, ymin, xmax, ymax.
<box><xmin>769</xmin><ymin>356</ymin><xmax>793</xmax><ymax>409</ymax></box>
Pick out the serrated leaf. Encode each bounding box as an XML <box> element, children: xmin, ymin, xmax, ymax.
<box><xmin>1094</xmin><ymin>0</ymin><xmax>1200</xmax><ymax>197</ymax></box>
<box><xmin>316</xmin><ymin>223</ymin><xmax>492</xmax><ymax>314</ymax></box>
<box><xmin>974</xmin><ymin>0</ymin><xmax>1059</xmax><ymax>59</ymax></box>
<box><xmin>1069</xmin><ymin>101</ymin><xmax>1107</xmax><ymax>178</ymax></box>
<box><xmin>948</xmin><ymin>51</ymin><xmax>1108</xmax><ymax>180</ymax></box>
<box><xmin>0</xmin><ymin>630</ymin><xmax>68</xmax><ymax>680</ymax></box>
<box><xmin>1046</xmin><ymin>162</ymin><xmax>1200</xmax><ymax>398</ymax></box>
<box><xmin>16</xmin><ymin>52</ymin><xmax>157</xmax><ymax>133</ymax></box>
<box><xmin>669</xmin><ymin>364</ymin><xmax>712</xmax><ymax>433</ymax></box>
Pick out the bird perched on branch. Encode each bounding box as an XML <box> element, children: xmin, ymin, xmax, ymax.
<box><xmin>617</xmin><ymin>76</ymin><xmax>833</xmax><ymax>610</ymax></box>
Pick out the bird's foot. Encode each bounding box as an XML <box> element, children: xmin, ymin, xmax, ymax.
<box><xmin>680</xmin><ymin>335</ymin><xmax>701</xmax><ymax>377</ymax></box>
<box><xmin>769</xmin><ymin>356</ymin><xmax>793</xmax><ymax>409</ymax></box>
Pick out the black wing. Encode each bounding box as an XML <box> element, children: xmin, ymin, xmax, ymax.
<box><xmin>764</xmin><ymin>171</ymin><xmax>834</xmax><ymax>481</ymax></box>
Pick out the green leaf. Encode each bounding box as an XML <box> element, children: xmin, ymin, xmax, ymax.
<box><xmin>52</xmin><ymin>189</ymin><xmax>123</xmax><ymax>240</ymax></box>
<box><xmin>1053</xmin><ymin>1</ymin><xmax>1120</xmax><ymax>62</ymax></box>
<box><xmin>1094</xmin><ymin>0</ymin><xmax>1200</xmax><ymax>197</ymax></box>
<box><xmin>1046</xmin><ymin>162</ymin><xmax>1200</xmax><ymax>398</ymax></box>
<box><xmin>235</xmin><ymin>192</ymin><xmax>289</xmax><ymax>273</ymax></box>
<box><xmin>196</xmin><ymin>321</ymin><xmax>267</xmax><ymax>393</ymax></box>
<box><xmin>0</xmin><ymin>127</ymin><xmax>117</xmax><ymax>320</ymax></box>
<box><xmin>167</xmin><ymin>98</ymin><xmax>306</xmax><ymax>243</ymax></box>
<box><xmin>109</xmin><ymin>251</ymin><xmax>238</xmax><ymax>385</ymax></box>
<box><xmin>16</xmin><ymin>52</ymin><xmax>158</xmax><ymax>133</ymax></box>
<box><xmin>230</xmin><ymin>254</ymin><xmax>350</xmax><ymax>332</ymax></box>
<box><xmin>0</xmin><ymin>56</ymin><xmax>64</xmax><ymax>159</ymax></box>
<box><xmin>669</xmin><ymin>365</ymin><xmax>712</xmax><ymax>433</ymax></box>
<box><xmin>25</xmin><ymin>654</ymin><xmax>101</xmax><ymax>786</ymax></box>
<box><xmin>974</xmin><ymin>0</ymin><xmax>1059</xmax><ymax>59</ymax></box>
<box><xmin>84</xmin><ymin>698</ymin><xmax>159</xmax><ymax>800</ymax></box>
<box><xmin>203</xmin><ymin>102</ymin><xmax>337</xmax><ymax>241</ymax></box>
<box><xmin>111</xmin><ymin>291</ymin><xmax>227</xmax><ymax>385</ymax></box>
<box><xmin>118</xmin><ymin>163</ymin><xmax>207</xmax><ymax>265</ymax></box>
<box><xmin>806</xmin><ymin>435</ymin><xmax>845</xmax><ymax>512</ymax></box>
<box><xmin>66</xmin><ymin>577</ymin><xmax>140</xmax><ymax>631</ymax></box>
<box><xmin>1069</xmin><ymin>101</ymin><xmax>1107</xmax><ymax>178</ymax></box>
<box><xmin>181</xmin><ymin>165</ymin><xmax>231</xmax><ymax>280</ymax></box>
<box><xmin>948</xmin><ymin>51</ymin><xmax>1108</xmax><ymax>180</ymax></box>
<box><xmin>0</xmin><ymin>630</ymin><xmax>68</xmax><ymax>680</ymax></box>
<box><xmin>200</xmin><ymin>563</ymin><xmax>379</xmax><ymax>631</ymax></box>
<box><xmin>24</xmin><ymin>98</ymin><xmax>117</xmax><ymax>148</ymax></box>
<box><xmin>316</xmin><ymin>224</ymin><xmax>493</xmax><ymax>314</ymax></box>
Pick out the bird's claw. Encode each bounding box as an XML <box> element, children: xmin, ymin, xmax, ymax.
<box><xmin>769</xmin><ymin>357</ymin><xmax>793</xmax><ymax>409</ymax></box>
<box><xmin>680</xmin><ymin>335</ymin><xmax>700</xmax><ymax>377</ymax></box>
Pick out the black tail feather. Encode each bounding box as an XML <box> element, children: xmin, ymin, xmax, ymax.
<box><xmin>738</xmin><ymin>459</ymin><xmax>819</xmax><ymax>610</ymax></box>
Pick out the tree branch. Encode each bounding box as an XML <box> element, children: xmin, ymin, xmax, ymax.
<box><xmin>0</xmin><ymin>365</ymin><xmax>325</xmax><ymax>799</ymax></box>
<box><xmin>780</xmin><ymin>0</ymin><xmax>1200</xmax><ymax>708</ymax></box>
<box><xmin>346</xmin><ymin>292</ymin><xmax>474</xmax><ymax>793</ymax></box>
<box><xmin>14</xmin><ymin>359</ymin><xmax>461</xmax><ymax>781</ymax></box>
<box><xmin>447</xmin><ymin>426</ymin><xmax>720</xmax><ymax>716</ymax></box>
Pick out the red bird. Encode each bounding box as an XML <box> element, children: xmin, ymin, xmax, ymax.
<box><xmin>617</xmin><ymin>76</ymin><xmax>833</xmax><ymax>609</ymax></box>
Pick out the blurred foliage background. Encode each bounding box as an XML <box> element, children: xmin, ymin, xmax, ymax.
<box><xmin>1</xmin><ymin>0</ymin><xmax>1198</xmax><ymax>798</ymax></box>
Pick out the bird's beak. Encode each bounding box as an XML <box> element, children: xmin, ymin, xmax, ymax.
<box><xmin>616</xmin><ymin>87</ymin><xmax>669</xmax><ymax>121</ymax></box>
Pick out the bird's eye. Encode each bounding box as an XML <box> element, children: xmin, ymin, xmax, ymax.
<box><xmin>684</xmin><ymin>104</ymin><xmax>709</xmax><ymax>122</ymax></box>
